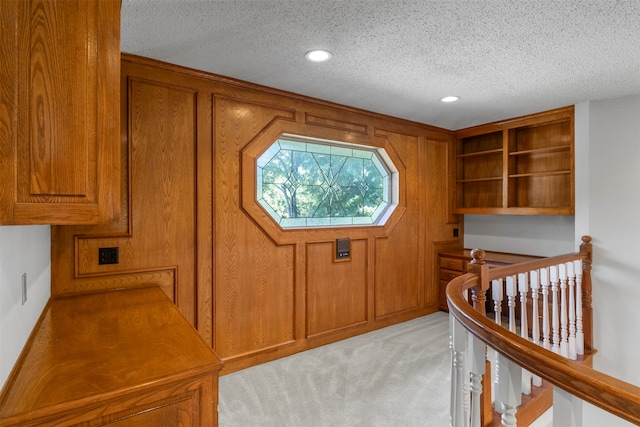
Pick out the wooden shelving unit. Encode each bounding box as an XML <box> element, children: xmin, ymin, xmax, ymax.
<box><xmin>454</xmin><ymin>106</ymin><xmax>574</xmax><ymax>215</ymax></box>
<box><xmin>455</xmin><ymin>130</ymin><xmax>504</xmax><ymax>210</ymax></box>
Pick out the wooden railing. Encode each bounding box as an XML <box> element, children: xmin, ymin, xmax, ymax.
<box><xmin>447</xmin><ymin>236</ymin><xmax>640</xmax><ymax>426</ymax></box>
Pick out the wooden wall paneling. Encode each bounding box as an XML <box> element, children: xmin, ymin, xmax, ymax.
<box><xmin>100</xmin><ymin>77</ymin><xmax>197</xmax><ymax>321</ymax></box>
<box><xmin>295</xmin><ymin>242</ymin><xmax>307</xmax><ymax>345</ymax></box>
<box><xmin>51</xmin><ymin>54</ymin><xmax>457</xmax><ymax>376</ymax></box>
<box><xmin>62</xmin><ymin>77</ymin><xmax>198</xmax><ymax>320</ymax></box>
<box><xmin>373</xmin><ymin>130</ymin><xmax>422</xmax><ymax>319</ymax></box>
<box><xmin>306</xmin><ymin>240</ymin><xmax>368</xmax><ymax>338</ymax></box>
<box><xmin>424</xmin><ymin>137</ymin><xmax>462</xmax><ymax>308</ymax></box>
<box><xmin>373</xmin><ymin>227</ymin><xmax>422</xmax><ymax>319</ymax></box>
<box><xmin>446</xmin><ymin>134</ymin><xmax>460</xmax><ymax>224</ymax></box>
<box><xmin>213</xmin><ymin>97</ymin><xmax>296</xmax><ymax>362</ymax></box>
<box><xmin>52</xmin><ymin>60</ymin><xmax>215</xmax><ymax>332</ymax></box>
<box><xmin>58</xmin><ymin>268</ymin><xmax>176</xmax><ymax>300</ymax></box>
<box><xmin>367</xmin><ymin>235</ymin><xmax>377</xmax><ymax>329</ymax></box>
<box><xmin>196</xmin><ymin>92</ymin><xmax>214</xmax><ymax>345</ymax></box>
<box><xmin>304</xmin><ymin>112</ymin><xmax>368</xmax><ymax>134</ymax></box>
<box><xmin>51</xmin><ymin>60</ymin><xmax>141</xmax><ymax>296</ymax></box>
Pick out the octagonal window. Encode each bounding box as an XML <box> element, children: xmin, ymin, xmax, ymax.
<box><xmin>257</xmin><ymin>135</ymin><xmax>398</xmax><ymax>228</ymax></box>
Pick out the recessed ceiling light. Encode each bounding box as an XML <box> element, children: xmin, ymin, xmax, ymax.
<box><xmin>440</xmin><ymin>96</ymin><xmax>460</xmax><ymax>103</ymax></box>
<box><xmin>305</xmin><ymin>50</ymin><xmax>332</xmax><ymax>62</ymax></box>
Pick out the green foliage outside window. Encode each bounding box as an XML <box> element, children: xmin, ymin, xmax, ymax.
<box><xmin>257</xmin><ymin>137</ymin><xmax>392</xmax><ymax>228</ymax></box>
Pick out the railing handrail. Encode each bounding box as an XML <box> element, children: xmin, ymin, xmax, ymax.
<box><xmin>466</xmin><ymin>235</ymin><xmax>595</xmax><ymax>352</ymax></box>
<box><xmin>447</xmin><ymin>272</ymin><xmax>640</xmax><ymax>425</ymax></box>
<box><xmin>484</xmin><ymin>250</ymin><xmax>590</xmax><ymax>281</ymax></box>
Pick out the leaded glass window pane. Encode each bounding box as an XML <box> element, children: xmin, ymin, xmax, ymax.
<box><xmin>257</xmin><ymin>136</ymin><xmax>394</xmax><ymax>228</ymax></box>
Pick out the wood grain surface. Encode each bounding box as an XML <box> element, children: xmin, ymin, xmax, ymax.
<box><xmin>52</xmin><ymin>53</ymin><xmax>459</xmax><ymax>375</ymax></box>
<box><xmin>0</xmin><ymin>287</ymin><xmax>222</xmax><ymax>427</ymax></box>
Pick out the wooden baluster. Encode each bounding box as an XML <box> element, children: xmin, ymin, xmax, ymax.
<box><xmin>518</xmin><ymin>273</ymin><xmax>532</xmax><ymax>396</ymax></box>
<box><xmin>450</xmin><ymin>315</ymin><xmax>468</xmax><ymax>427</ymax></box>
<box><xmin>529</xmin><ymin>269</ymin><xmax>543</xmax><ymax>387</ymax></box>
<box><xmin>559</xmin><ymin>263</ymin><xmax>569</xmax><ymax>358</ymax></box>
<box><xmin>492</xmin><ymin>279</ymin><xmax>503</xmax><ymax>325</ymax></box>
<box><xmin>553</xmin><ymin>387</ymin><xmax>583</xmax><ymax>427</ymax></box>
<box><xmin>506</xmin><ymin>276</ymin><xmax>517</xmax><ymax>333</ymax></box>
<box><xmin>566</xmin><ymin>261</ymin><xmax>577</xmax><ymax>360</ymax></box>
<box><xmin>550</xmin><ymin>265</ymin><xmax>560</xmax><ymax>354</ymax></box>
<box><xmin>540</xmin><ymin>267</ymin><xmax>551</xmax><ymax>350</ymax></box>
<box><xmin>574</xmin><ymin>259</ymin><xmax>584</xmax><ymax>356</ymax></box>
<box><xmin>495</xmin><ymin>353</ymin><xmax>522</xmax><ymax>427</ymax></box>
<box><xmin>467</xmin><ymin>334</ymin><xmax>486</xmax><ymax>427</ymax></box>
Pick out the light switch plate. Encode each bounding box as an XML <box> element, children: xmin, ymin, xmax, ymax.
<box><xmin>22</xmin><ymin>272</ymin><xmax>27</xmax><ymax>305</ymax></box>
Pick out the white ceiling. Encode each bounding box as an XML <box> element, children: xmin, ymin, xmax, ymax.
<box><xmin>120</xmin><ymin>0</ymin><xmax>640</xmax><ymax>130</ymax></box>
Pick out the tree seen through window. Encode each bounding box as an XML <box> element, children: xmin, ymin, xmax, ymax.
<box><xmin>257</xmin><ymin>137</ymin><xmax>392</xmax><ymax>228</ymax></box>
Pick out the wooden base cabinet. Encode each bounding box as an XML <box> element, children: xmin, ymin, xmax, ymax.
<box><xmin>0</xmin><ymin>287</ymin><xmax>223</xmax><ymax>427</ymax></box>
<box><xmin>438</xmin><ymin>249</ymin><xmax>541</xmax><ymax>312</ymax></box>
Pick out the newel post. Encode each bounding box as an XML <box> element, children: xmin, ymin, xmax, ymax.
<box><xmin>579</xmin><ymin>235</ymin><xmax>593</xmax><ymax>352</ymax></box>
<box><xmin>466</xmin><ymin>248</ymin><xmax>492</xmax><ymax>427</ymax></box>
<box><xmin>467</xmin><ymin>249</ymin><xmax>490</xmax><ymax>314</ymax></box>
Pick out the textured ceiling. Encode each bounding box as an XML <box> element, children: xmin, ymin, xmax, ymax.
<box><xmin>120</xmin><ymin>0</ymin><xmax>640</xmax><ymax>130</ymax></box>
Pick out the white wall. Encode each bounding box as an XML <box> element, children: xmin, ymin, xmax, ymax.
<box><xmin>0</xmin><ymin>225</ymin><xmax>51</xmax><ymax>388</ymax></box>
<box><xmin>464</xmin><ymin>214</ymin><xmax>575</xmax><ymax>256</ymax></box>
<box><xmin>580</xmin><ymin>94</ymin><xmax>640</xmax><ymax>427</ymax></box>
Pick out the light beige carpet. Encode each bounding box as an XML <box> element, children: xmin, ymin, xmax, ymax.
<box><xmin>218</xmin><ymin>311</ymin><xmax>451</xmax><ymax>426</ymax></box>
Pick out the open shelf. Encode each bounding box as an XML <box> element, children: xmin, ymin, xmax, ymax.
<box><xmin>457</xmin><ymin>148</ymin><xmax>504</xmax><ymax>158</ymax></box>
<box><xmin>509</xmin><ymin>145</ymin><xmax>570</xmax><ymax>156</ymax></box>
<box><xmin>509</xmin><ymin>170</ymin><xmax>571</xmax><ymax>178</ymax></box>
<box><xmin>457</xmin><ymin>180</ymin><xmax>504</xmax><ymax>209</ymax></box>
<box><xmin>458</xmin><ymin>176</ymin><xmax>504</xmax><ymax>183</ymax></box>
<box><xmin>453</xmin><ymin>106</ymin><xmax>574</xmax><ymax>215</ymax></box>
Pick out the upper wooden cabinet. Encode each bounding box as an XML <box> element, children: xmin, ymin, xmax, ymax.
<box><xmin>453</xmin><ymin>106</ymin><xmax>574</xmax><ymax>215</ymax></box>
<box><xmin>0</xmin><ymin>0</ymin><xmax>120</xmax><ymax>225</ymax></box>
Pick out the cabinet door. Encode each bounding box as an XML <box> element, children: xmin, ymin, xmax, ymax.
<box><xmin>0</xmin><ymin>0</ymin><xmax>120</xmax><ymax>224</ymax></box>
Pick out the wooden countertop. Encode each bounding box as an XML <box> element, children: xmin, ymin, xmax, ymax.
<box><xmin>0</xmin><ymin>287</ymin><xmax>223</xmax><ymax>426</ymax></box>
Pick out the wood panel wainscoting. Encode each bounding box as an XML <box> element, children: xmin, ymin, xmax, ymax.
<box><xmin>51</xmin><ymin>54</ymin><xmax>460</xmax><ymax>375</ymax></box>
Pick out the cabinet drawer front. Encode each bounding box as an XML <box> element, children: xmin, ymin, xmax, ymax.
<box><xmin>440</xmin><ymin>269</ymin><xmax>462</xmax><ymax>283</ymax></box>
<box><xmin>439</xmin><ymin>257</ymin><xmax>464</xmax><ymax>271</ymax></box>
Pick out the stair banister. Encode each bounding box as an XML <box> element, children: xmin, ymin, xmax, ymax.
<box><xmin>446</xmin><ymin>237</ymin><xmax>640</xmax><ymax>425</ymax></box>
